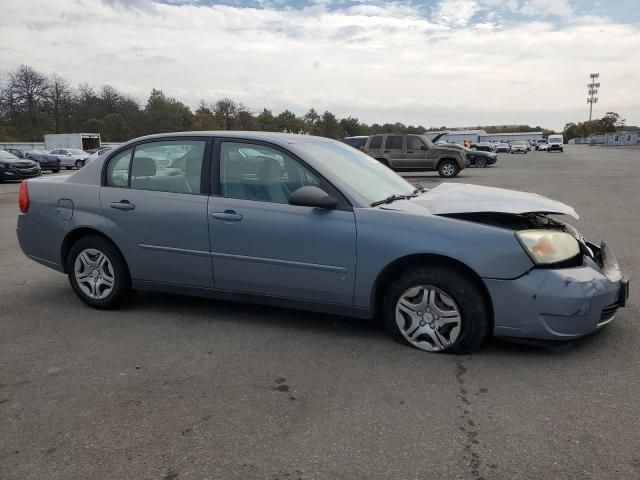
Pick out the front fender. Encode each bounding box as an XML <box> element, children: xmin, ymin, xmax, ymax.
<box><xmin>353</xmin><ymin>208</ymin><xmax>533</xmax><ymax>309</ymax></box>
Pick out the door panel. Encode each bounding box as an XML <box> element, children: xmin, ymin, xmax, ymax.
<box><xmin>101</xmin><ymin>188</ymin><xmax>212</xmax><ymax>288</ymax></box>
<box><xmin>100</xmin><ymin>139</ymin><xmax>212</xmax><ymax>288</ymax></box>
<box><xmin>208</xmin><ymin>197</ymin><xmax>356</xmax><ymax>304</ymax></box>
<box><xmin>383</xmin><ymin>135</ymin><xmax>403</xmax><ymax>168</ymax></box>
<box><xmin>398</xmin><ymin>135</ymin><xmax>429</xmax><ymax>169</ymax></box>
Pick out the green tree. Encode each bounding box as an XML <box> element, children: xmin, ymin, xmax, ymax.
<box><xmin>143</xmin><ymin>88</ymin><xmax>193</xmax><ymax>134</ymax></box>
<box><xmin>256</xmin><ymin>109</ymin><xmax>278</xmax><ymax>131</ymax></box>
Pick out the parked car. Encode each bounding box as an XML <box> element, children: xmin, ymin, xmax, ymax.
<box><xmin>475</xmin><ymin>142</ymin><xmax>493</xmax><ymax>152</ymax></box>
<box><xmin>442</xmin><ymin>143</ymin><xmax>497</xmax><ymax>168</ymax></box>
<box><xmin>16</xmin><ymin>132</ymin><xmax>629</xmax><ymax>353</ymax></box>
<box><xmin>49</xmin><ymin>148</ymin><xmax>89</xmax><ymax>169</ymax></box>
<box><xmin>535</xmin><ymin>139</ymin><xmax>548</xmax><ymax>151</ymax></box>
<box><xmin>85</xmin><ymin>146</ymin><xmax>115</xmax><ymax>165</ymax></box>
<box><xmin>340</xmin><ymin>136</ymin><xmax>368</xmax><ymax>151</ymax></box>
<box><xmin>364</xmin><ymin>133</ymin><xmax>468</xmax><ymax>177</ymax></box>
<box><xmin>510</xmin><ymin>141</ymin><xmax>528</xmax><ymax>154</ymax></box>
<box><xmin>495</xmin><ymin>143</ymin><xmax>510</xmax><ymax>153</ymax></box>
<box><xmin>0</xmin><ymin>150</ymin><xmax>41</xmax><ymax>182</ymax></box>
<box><xmin>21</xmin><ymin>150</ymin><xmax>62</xmax><ymax>172</ymax></box>
<box><xmin>548</xmin><ymin>135</ymin><xmax>564</xmax><ymax>152</ymax></box>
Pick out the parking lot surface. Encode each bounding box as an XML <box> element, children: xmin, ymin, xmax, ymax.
<box><xmin>1</xmin><ymin>145</ymin><xmax>638</xmax><ymax>480</ymax></box>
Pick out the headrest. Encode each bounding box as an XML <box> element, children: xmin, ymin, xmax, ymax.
<box><xmin>224</xmin><ymin>160</ymin><xmax>245</xmax><ymax>180</ymax></box>
<box><xmin>132</xmin><ymin>157</ymin><xmax>156</xmax><ymax>177</ymax></box>
<box><xmin>257</xmin><ymin>157</ymin><xmax>283</xmax><ymax>181</ymax></box>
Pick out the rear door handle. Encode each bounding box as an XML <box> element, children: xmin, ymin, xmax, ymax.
<box><xmin>211</xmin><ymin>210</ymin><xmax>243</xmax><ymax>222</ymax></box>
<box><xmin>110</xmin><ymin>200</ymin><xmax>135</xmax><ymax>211</ymax></box>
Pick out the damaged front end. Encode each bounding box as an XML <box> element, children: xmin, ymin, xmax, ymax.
<box><xmin>441</xmin><ymin>211</ymin><xmax>630</xmax><ymax>341</ymax></box>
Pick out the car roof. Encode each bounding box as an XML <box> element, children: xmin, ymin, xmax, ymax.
<box><xmin>123</xmin><ymin>131</ymin><xmax>334</xmax><ymax>148</ymax></box>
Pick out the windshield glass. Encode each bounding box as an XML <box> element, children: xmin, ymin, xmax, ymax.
<box><xmin>291</xmin><ymin>141</ymin><xmax>415</xmax><ymax>204</ymax></box>
<box><xmin>0</xmin><ymin>150</ymin><xmax>18</xmax><ymax>160</ymax></box>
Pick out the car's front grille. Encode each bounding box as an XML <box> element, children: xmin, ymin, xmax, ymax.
<box><xmin>598</xmin><ymin>303</ymin><xmax>618</xmax><ymax>326</ymax></box>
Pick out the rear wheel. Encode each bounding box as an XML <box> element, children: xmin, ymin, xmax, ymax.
<box><xmin>52</xmin><ymin>169</ymin><xmax>60</xmax><ymax>173</ymax></box>
<box><xmin>438</xmin><ymin>160</ymin><xmax>459</xmax><ymax>178</ymax></box>
<box><xmin>75</xmin><ymin>160</ymin><xmax>84</xmax><ymax>169</ymax></box>
<box><xmin>382</xmin><ymin>266</ymin><xmax>489</xmax><ymax>353</ymax></box>
<box><xmin>66</xmin><ymin>235</ymin><xmax>132</xmax><ymax>309</ymax></box>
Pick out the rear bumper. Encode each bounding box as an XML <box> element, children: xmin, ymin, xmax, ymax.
<box><xmin>486</xmin><ymin>251</ymin><xmax>627</xmax><ymax>341</ymax></box>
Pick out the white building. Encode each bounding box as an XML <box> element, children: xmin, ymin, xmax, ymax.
<box><xmin>422</xmin><ymin>129</ymin><xmax>487</xmax><ymax>144</ymax></box>
<box><xmin>604</xmin><ymin>131</ymin><xmax>640</xmax><ymax>146</ymax></box>
<box><xmin>478</xmin><ymin>132</ymin><xmax>543</xmax><ymax>143</ymax></box>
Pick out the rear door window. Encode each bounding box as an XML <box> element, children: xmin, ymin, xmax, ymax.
<box><xmin>385</xmin><ymin>136</ymin><xmax>403</xmax><ymax>150</ymax></box>
<box><xmin>369</xmin><ymin>136</ymin><xmax>383</xmax><ymax>149</ymax></box>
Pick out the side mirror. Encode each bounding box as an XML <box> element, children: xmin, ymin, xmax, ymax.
<box><xmin>289</xmin><ymin>186</ymin><xmax>338</xmax><ymax>209</ymax></box>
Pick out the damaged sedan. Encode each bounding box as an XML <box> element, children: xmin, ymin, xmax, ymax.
<box><xmin>16</xmin><ymin>132</ymin><xmax>629</xmax><ymax>353</ymax></box>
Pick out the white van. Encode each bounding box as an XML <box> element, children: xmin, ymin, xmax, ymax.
<box><xmin>548</xmin><ymin>135</ymin><xmax>564</xmax><ymax>153</ymax></box>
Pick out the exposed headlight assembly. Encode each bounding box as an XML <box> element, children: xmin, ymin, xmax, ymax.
<box><xmin>516</xmin><ymin>229</ymin><xmax>581</xmax><ymax>265</ymax></box>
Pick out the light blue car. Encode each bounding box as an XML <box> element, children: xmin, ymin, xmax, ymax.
<box><xmin>16</xmin><ymin>132</ymin><xmax>629</xmax><ymax>353</ymax></box>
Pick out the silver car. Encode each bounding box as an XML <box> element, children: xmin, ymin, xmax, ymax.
<box><xmin>49</xmin><ymin>148</ymin><xmax>89</xmax><ymax>169</ymax></box>
<box><xmin>16</xmin><ymin>132</ymin><xmax>629</xmax><ymax>353</ymax></box>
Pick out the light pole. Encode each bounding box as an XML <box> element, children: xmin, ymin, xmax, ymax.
<box><xmin>587</xmin><ymin>73</ymin><xmax>600</xmax><ymax>122</ymax></box>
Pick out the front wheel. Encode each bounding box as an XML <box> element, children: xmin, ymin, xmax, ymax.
<box><xmin>438</xmin><ymin>160</ymin><xmax>459</xmax><ymax>178</ymax></box>
<box><xmin>382</xmin><ymin>266</ymin><xmax>489</xmax><ymax>353</ymax></box>
<box><xmin>51</xmin><ymin>169</ymin><xmax>60</xmax><ymax>173</ymax></box>
<box><xmin>475</xmin><ymin>157</ymin><xmax>487</xmax><ymax>168</ymax></box>
<box><xmin>75</xmin><ymin>160</ymin><xmax>84</xmax><ymax>169</ymax></box>
<box><xmin>67</xmin><ymin>235</ymin><xmax>132</xmax><ymax>309</ymax></box>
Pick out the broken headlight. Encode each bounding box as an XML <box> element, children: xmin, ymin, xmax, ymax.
<box><xmin>516</xmin><ymin>229</ymin><xmax>581</xmax><ymax>265</ymax></box>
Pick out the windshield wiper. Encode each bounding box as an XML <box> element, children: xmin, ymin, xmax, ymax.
<box><xmin>371</xmin><ymin>194</ymin><xmax>409</xmax><ymax>207</ymax></box>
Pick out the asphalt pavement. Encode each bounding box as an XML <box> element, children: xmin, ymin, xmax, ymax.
<box><xmin>0</xmin><ymin>145</ymin><xmax>638</xmax><ymax>480</ymax></box>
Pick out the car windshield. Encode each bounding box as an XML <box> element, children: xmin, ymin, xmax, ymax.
<box><xmin>68</xmin><ymin>149</ymin><xmax>86</xmax><ymax>155</ymax></box>
<box><xmin>291</xmin><ymin>141</ymin><xmax>415</xmax><ymax>204</ymax></box>
<box><xmin>0</xmin><ymin>150</ymin><xmax>18</xmax><ymax>160</ymax></box>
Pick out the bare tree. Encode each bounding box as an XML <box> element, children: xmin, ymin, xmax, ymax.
<box><xmin>6</xmin><ymin>65</ymin><xmax>50</xmax><ymax>138</ymax></box>
<box><xmin>48</xmin><ymin>74</ymin><xmax>73</xmax><ymax>133</ymax></box>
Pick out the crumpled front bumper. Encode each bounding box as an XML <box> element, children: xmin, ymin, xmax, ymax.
<box><xmin>485</xmin><ymin>242</ymin><xmax>629</xmax><ymax>340</ymax></box>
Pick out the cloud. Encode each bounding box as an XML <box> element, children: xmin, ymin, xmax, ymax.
<box><xmin>433</xmin><ymin>0</ymin><xmax>482</xmax><ymax>26</ymax></box>
<box><xmin>0</xmin><ymin>0</ymin><xmax>638</xmax><ymax>130</ymax></box>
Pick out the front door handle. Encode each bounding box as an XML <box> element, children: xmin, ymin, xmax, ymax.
<box><xmin>211</xmin><ymin>210</ymin><xmax>243</xmax><ymax>222</ymax></box>
<box><xmin>110</xmin><ymin>200</ymin><xmax>135</xmax><ymax>211</ymax></box>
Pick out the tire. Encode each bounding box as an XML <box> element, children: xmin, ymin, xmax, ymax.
<box><xmin>75</xmin><ymin>160</ymin><xmax>83</xmax><ymax>169</ymax></box>
<box><xmin>66</xmin><ymin>235</ymin><xmax>132</xmax><ymax>309</ymax></box>
<box><xmin>438</xmin><ymin>159</ymin><xmax>459</xmax><ymax>178</ymax></box>
<box><xmin>560</xmin><ymin>149</ymin><xmax>564</xmax><ymax>152</ymax></box>
<box><xmin>377</xmin><ymin>158</ymin><xmax>390</xmax><ymax>168</ymax></box>
<box><xmin>65</xmin><ymin>166</ymin><xmax>72</xmax><ymax>170</ymax></box>
<box><xmin>475</xmin><ymin>157</ymin><xmax>487</xmax><ymax>168</ymax></box>
<box><xmin>52</xmin><ymin>169</ymin><xmax>60</xmax><ymax>174</ymax></box>
<box><xmin>382</xmin><ymin>265</ymin><xmax>489</xmax><ymax>353</ymax></box>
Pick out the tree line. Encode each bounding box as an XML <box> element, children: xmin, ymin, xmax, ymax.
<box><xmin>2</xmin><ymin>64</ymin><xmax>559</xmax><ymax>143</ymax></box>
<box><xmin>563</xmin><ymin>112</ymin><xmax>627</xmax><ymax>141</ymax></box>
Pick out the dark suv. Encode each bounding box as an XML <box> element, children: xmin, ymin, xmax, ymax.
<box><xmin>364</xmin><ymin>134</ymin><xmax>468</xmax><ymax>178</ymax></box>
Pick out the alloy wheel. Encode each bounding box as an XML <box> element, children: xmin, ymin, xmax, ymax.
<box><xmin>395</xmin><ymin>285</ymin><xmax>462</xmax><ymax>352</ymax></box>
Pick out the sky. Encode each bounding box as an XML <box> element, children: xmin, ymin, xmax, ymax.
<box><xmin>1</xmin><ymin>0</ymin><xmax>639</xmax><ymax>130</ymax></box>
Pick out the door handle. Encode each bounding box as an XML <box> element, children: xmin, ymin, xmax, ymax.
<box><xmin>110</xmin><ymin>200</ymin><xmax>135</xmax><ymax>211</ymax></box>
<box><xmin>384</xmin><ymin>150</ymin><xmax>391</xmax><ymax>153</ymax></box>
<box><xmin>211</xmin><ymin>210</ymin><xmax>243</xmax><ymax>222</ymax></box>
<box><xmin>407</xmin><ymin>151</ymin><xmax>414</xmax><ymax>154</ymax></box>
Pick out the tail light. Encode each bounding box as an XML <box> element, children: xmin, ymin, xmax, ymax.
<box><xmin>19</xmin><ymin>181</ymin><xmax>29</xmax><ymax>213</ymax></box>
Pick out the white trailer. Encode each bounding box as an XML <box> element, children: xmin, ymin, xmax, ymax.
<box><xmin>44</xmin><ymin>133</ymin><xmax>101</xmax><ymax>151</ymax></box>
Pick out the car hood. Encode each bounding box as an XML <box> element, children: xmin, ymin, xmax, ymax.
<box><xmin>0</xmin><ymin>158</ymin><xmax>37</xmax><ymax>167</ymax></box>
<box><xmin>432</xmin><ymin>146</ymin><xmax>463</xmax><ymax>156</ymax></box>
<box><xmin>379</xmin><ymin>183</ymin><xmax>579</xmax><ymax>219</ymax></box>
